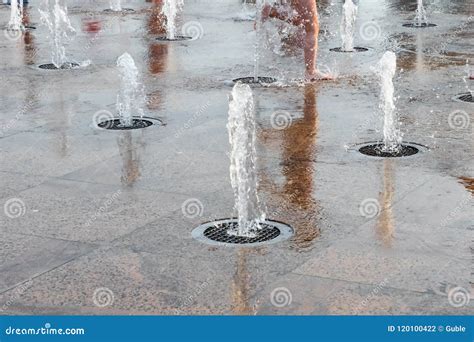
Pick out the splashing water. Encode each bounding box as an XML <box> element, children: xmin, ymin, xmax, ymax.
<box><xmin>162</xmin><ymin>0</ymin><xmax>184</xmax><ymax>40</ymax></box>
<box><xmin>116</xmin><ymin>53</ymin><xmax>145</xmax><ymax>128</ymax></box>
<box><xmin>39</xmin><ymin>0</ymin><xmax>76</xmax><ymax>68</ymax></box>
<box><xmin>374</xmin><ymin>52</ymin><xmax>402</xmax><ymax>152</ymax></box>
<box><xmin>7</xmin><ymin>0</ymin><xmax>24</xmax><ymax>31</ymax></box>
<box><xmin>227</xmin><ymin>83</ymin><xmax>265</xmax><ymax>237</ymax></box>
<box><xmin>414</xmin><ymin>0</ymin><xmax>428</xmax><ymax>27</ymax></box>
<box><xmin>109</xmin><ymin>0</ymin><xmax>122</xmax><ymax>11</ymax></box>
<box><xmin>340</xmin><ymin>0</ymin><xmax>357</xmax><ymax>52</ymax></box>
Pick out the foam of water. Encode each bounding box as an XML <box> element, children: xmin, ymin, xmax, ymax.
<box><xmin>340</xmin><ymin>0</ymin><xmax>358</xmax><ymax>52</ymax></box>
<box><xmin>227</xmin><ymin>83</ymin><xmax>265</xmax><ymax>237</ymax></box>
<box><xmin>161</xmin><ymin>0</ymin><xmax>184</xmax><ymax>40</ymax></box>
<box><xmin>39</xmin><ymin>0</ymin><xmax>76</xmax><ymax>68</ymax></box>
<box><xmin>7</xmin><ymin>0</ymin><xmax>24</xmax><ymax>31</ymax></box>
<box><xmin>116</xmin><ymin>53</ymin><xmax>145</xmax><ymax>127</ymax></box>
<box><xmin>374</xmin><ymin>52</ymin><xmax>403</xmax><ymax>152</ymax></box>
<box><xmin>109</xmin><ymin>0</ymin><xmax>122</xmax><ymax>11</ymax></box>
<box><xmin>414</xmin><ymin>0</ymin><xmax>428</xmax><ymax>26</ymax></box>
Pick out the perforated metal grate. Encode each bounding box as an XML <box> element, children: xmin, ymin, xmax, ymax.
<box><xmin>97</xmin><ymin>119</ymin><xmax>154</xmax><ymax>130</ymax></box>
<box><xmin>359</xmin><ymin>143</ymin><xmax>419</xmax><ymax>157</ymax></box>
<box><xmin>330</xmin><ymin>47</ymin><xmax>369</xmax><ymax>53</ymax></box>
<box><xmin>192</xmin><ymin>219</ymin><xmax>293</xmax><ymax>246</ymax></box>
<box><xmin>454</xmin><ymin>93</ymin><xmax>473</xmax><ymax>103</ymax></box>
<box><xmin>402</xmin><ymin>23</ymin><xmax>437</xmax><ymax>28</ymax></box>
<box><xmin>38</xmin><ymin>62</ymin><xmax>79</xmax><ymax>70</ymax></box>
<box><xmin>233</xmin><ymin>77</ymin><xmax>277</xmax><ymax>85</ymax></box>
<box><xmin>103</xmin><ymin>8</ymin><xmax>135</xmax><ymax>13</ymax></box>
<box><xmin>156</xmin><ymin>36</ymin><xmax>192</xmax><ymax>41</ymax></box>
<box><xmin>203</xmin><ymin>222</ymin><xmax>280</xmax><ymax>244</ymax></box>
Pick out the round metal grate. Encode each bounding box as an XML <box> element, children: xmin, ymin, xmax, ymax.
<box><xmin>103</xmin><ymin>8</ymin><xmax>135</xmax><ymax>13</ymax></box>
<box><xmin>97</xmin><ymin>118</ymin><xmax>155</xmax><ymax>130</ymax></box>
<box><xmin>192</xmin><ymin>219</ymin><xmax>293</xmax><ymax>247</ymax></box>
<box><xmin>156</xmin><ymin>35</ymin><xmax>192</xmax><ymax>42</ymax></box>
<box><xmin>453</xmin><ymin>93</ymin><xmax>473</xmax><ymax>103</ymax></box>
<box><xmin>330</xmin><ymin>47</ymin><xmax>369</xmax><ymax>53</ymax></box>
<box><xmin>233</xmin><ymin>77</ymin><xmax>277</xmax><ymax>85</ymax></box>
<box><xmin>402</xmin><ymin>23</ymin><xmax>437</xmax><ymax>28</ymax></box>
<box><xmin>38</xmin><ymin>62</ymin><xmax>79</xmax><ymax>70</ymax></box>
<box><xmin>359</xmin><ymin>143</ymin><xmax>419</xmax><ymax>158</ymax></box>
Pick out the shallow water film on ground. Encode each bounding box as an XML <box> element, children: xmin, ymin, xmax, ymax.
<box><xmin>0</xmin><ymin>0</ymin><xmax>472</xmax><ymax>316</ymax></box>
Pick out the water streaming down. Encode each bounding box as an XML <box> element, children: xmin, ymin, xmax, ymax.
<box><xmin>116</xmin><ymin>53</ymin><xmax>145</xmax><ymax>127</ymax></box>
<box><xmin>340</xmin><ymin>0</ymin><xmax>357</xmax><ymax>52</ymax></box>
<box><xmin>7</xmin><ymin>0</ymin><xmax>24</xmax><ymax>31</ymax></box>
<box><xmin>374</xmin><ymin>52</ymin><xmax>403</xmax><ymax>152</ymax></box>
<box><xmin>109</xmin><ymin>0</ymin><xmax>122</xmax><ymax>12</ymax></box>
<box><xmin>227</xmin><ymin>83</ymin><xmax>266</xmax><ymax>237</ymax></box>
<box><xmin>162</xmin><ymin>0</ymin><xmax>184</xmax><ymax>40</ymax></box>
<box><xmin>414</xmin><ymin>0</ymin><xmax>428</xmax><ymax>27</ymax></box>
<box><xmin>39</xmin><ymin>0</ymin><xmax>76</xmax><ymax>68</ymax></box>
<box><xmin>253</xmin><ymin>0</ymin><xmax>265</xmax><ymax>81</ymax></box>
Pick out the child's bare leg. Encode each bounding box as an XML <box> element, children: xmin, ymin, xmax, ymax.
<box><xmin>302</xmin><ymin>3</ymin><xmax>332</xmax><ymax>81</ymax></box>
<box><xmin>304</xmin><ymin>20</ymin><xmax>318</xmax><ymax>78</ymax></box>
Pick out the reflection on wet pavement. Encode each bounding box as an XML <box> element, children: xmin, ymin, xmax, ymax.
<box><xmin>0</xmin><ymin>0</ymin><xmax>472</xmax><ymax>316</ymax></box>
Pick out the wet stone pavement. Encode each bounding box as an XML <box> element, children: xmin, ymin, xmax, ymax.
<box><xmin>0</xmin><ymin>0</ymin><xmax>473</xmax><ymax>315</ymax></box>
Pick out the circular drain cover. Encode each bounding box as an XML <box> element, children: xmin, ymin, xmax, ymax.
<box><xmin>98</xmin><ymin>118</ymin><xmax>155</xmax><ymax>130</ymax></box>
<box><xmin>402</xmin><ymin>23</ymin><xmax>437</xmax><ymax>28</ymax></box>
<box><xmin>453</xmin><ymin>93</ymin><xmax>473</xmax><ymax>103</ymax></box>
<box><xmin>38</xmin><ymin>62</ymin><xmax>79</xmax><ymax>70</ymax></box>
<box><xmin>233</xmin><ymin>77</ymin><xmax>277</xmax><ymax>85</ymax></box>
<box><xmin>359</xmin><ymin>143</ymin><xmax>420</xmax><ymax>157</ymax></box>
<box><xmin>192</xmin><ymin>219</ymin><xmax>293</xmax><ymax>247</ymax></box>
<box><xmin>330</xmin><ymin>47</ymin><xmax>369</xmax><ymax>53</ymax></box>
<box><xmin>103</xmin><ymin>8</ymin><xmax>135</xmax><ymax>13</ymax></box>
<box><xmin>156</xmin><ymin>35</ymin><xmax>192</xmax><ymax>41</ymax></box>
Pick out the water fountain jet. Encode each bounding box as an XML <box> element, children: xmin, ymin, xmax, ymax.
<box><xmin>233</xmin><ymin>0</ymin><xmax>277</xmax><ymax>85</ymax></box>
<box><xmin>358</xmin><ymin>52</ymin><xmax>423</xmax><ymax>157</ymax></box>
<box><xmin>7</xmin><ymin>0</ymin><xmax>24</xmax><ymax>31</ymax></box>
<box><xmin>227</xmin><ymin>82</ymin><xmax>265</xmax><ymax>237</ymax></box>
<box><xmin>156</xmin><ymin>0</ymin><xmax>190</xmax><ymax>41</ymax></box>
<box><xmin>39</xmin><ymin>0</ymin><xmax>78</xmax><ymax>69</ymax></box>
<box><xmin>330</xmin><ymin>0</ymin><xmax>368</xmax><ymax>53</ymax></box>
<box><xmin>97</xmin><ymin>53</ymin><xmax>160</xmax><ymax>130</ymax></box>
<box><xmin>191</xmin><ymin>83</ymin><xmax>293</xmax><ymax>246</ymax></box>
<box><xmin>104</xmin><ymin>0</ymin><xmax>134</xmax><ymax>13</ymax></box>
<box><xmin>402</xmin><ymin>0</ymin><xmax>436</xmax><ymax>28</ymax></box>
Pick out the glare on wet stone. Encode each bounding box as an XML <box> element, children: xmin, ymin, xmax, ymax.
<box><xmin>0</xmin><ymin>0</ymin><xmax>472</xmax><ymax>315</ymax></box>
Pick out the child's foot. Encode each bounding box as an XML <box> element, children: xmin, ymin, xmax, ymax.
<box><xmin>305</xmin><ymin>70</ymin><xmax>334</xmax><ymax>82</ymax></box>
